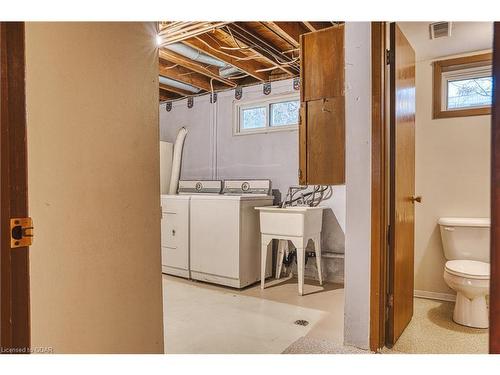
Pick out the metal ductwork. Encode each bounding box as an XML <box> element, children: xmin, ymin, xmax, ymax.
<box><xmin>165</xmin><ymin>43</ymin><xmax>227</xmax><ymax>68</ymax></box>
<box><xmin>219</xmin><ymin>66</ymin><xmax>242</xmax><ymax>78</ymax></box>
<box><xmin>159</xmin><ymin>76</ymin><xmax>201</xmax><ymax>93</ymax></box>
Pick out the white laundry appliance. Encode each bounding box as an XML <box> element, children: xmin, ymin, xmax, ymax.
<box><xmin>189</xmin><ymin>180</ymin><xmax>274</xmax><ymax>288</ymax></box>
<box><xmin>161</xmin><ymin>180</ymin><xmax>222</xmax><ymax>278</ymax></box>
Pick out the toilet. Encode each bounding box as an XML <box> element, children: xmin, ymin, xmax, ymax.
<box><xmin>438</xmin><ymin>217</ymin><xmax>490</xmax><ymax>329</ymax></box>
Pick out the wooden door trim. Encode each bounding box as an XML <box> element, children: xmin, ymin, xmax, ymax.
<box><xmin>369</xmin><ymin>21</ymin><xmax>388</xmax><ymax>352</ymax></box>
<box><xmin>490</xmin><ymin>21</ymin><xmax>500</xmax><ymax>354</ymax></box>
<box><xmin>0</xmin><ymin>22</ymin><xmax>30</xmax><ymax>353</ymax></box>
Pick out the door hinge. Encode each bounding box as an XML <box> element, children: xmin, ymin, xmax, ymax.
<box><xmin>386</xmin><ymin>49</ymin><xmax>393</xmax><ymax>65</ymax></box>
<box><xmin>298</xmin><ymin>168</ymin><xmax>303</xmax><ymax>180</ymax></box>
<box><xmin>385</xmin><ymin>293</ymin><xmax>393</xmax><ymax>321</ymax></box>
<box><xmin>10</xmin><ymin>217</ymin><xmax>34</xmax><ymax>248</ymax></box>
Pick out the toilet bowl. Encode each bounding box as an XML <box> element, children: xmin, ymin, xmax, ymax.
<box><xmin>438</xmin><ymin>217</ymin><xmax>490</xmax><ymax>329</ymax></box>
<box><xmin>443</xmin><ymin>260</ymin><xmax>489</xmax><ymax>328</ymax></box>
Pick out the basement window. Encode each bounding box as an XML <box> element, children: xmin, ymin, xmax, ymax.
<box><xmin>433</xmin><ymin>53</ymin><xmax>492</xmax><ymax>119</ymax></box>
<box><xmin>235</xmin><ymin>94</ymin><xmax>300</xmax><ymax>135</ymax></box>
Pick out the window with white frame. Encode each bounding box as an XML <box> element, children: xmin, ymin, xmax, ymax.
<box><xmin>234</xmin><ymin>94</ymin><xmax>300</xmax><ymax>135</ymax></box>
<box><xmin>442</xmin><ymin>65</ymin><xmax>492</xmax><ymax>111</ymax></box>
<box><xmin>433</xmin><ymin>53</ymin><xmax>492</xmax><ymax>118</ymax></box>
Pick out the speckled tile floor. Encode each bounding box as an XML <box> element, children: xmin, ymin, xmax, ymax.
<box><xmin>385</xmin><ymin>298</ymin><xmax>489</xmax><ymax>354</ymax></box>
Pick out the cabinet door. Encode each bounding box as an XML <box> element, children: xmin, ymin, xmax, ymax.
<box><xmin>306</xmin><ymin>97</ymin><xmax>345</xmax><ymax>185</ymax></box>
<box><xmin>299</xmin><ymin>25</ymin><xmax>345</xmax><ymax>185</ymax></box>
<box><xmin>161</xmin><ymin>197</ymin><xmax>189</xmax><ymax>270</ymax></box>
<box><xmin>300</xmin><ymin>25</ymin><xmax>345</xmax><ymax>102</ymax></box>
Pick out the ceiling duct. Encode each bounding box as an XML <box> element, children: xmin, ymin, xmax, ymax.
<box><xmin>164</xmin><ymin>43</ymin><xmax>227</xmax><ymax>68</ymax></box>
<box><xmin>429</xmin><ymin>22</ymin><xmax>452</xmax><ymax>39</ymax></box>
<box><xmin>219</xmin><ymin>66</ymin><xmax>242</xmax><ymax>78</ymax></box>
<box><xmin>159</xmin><ymin>76</ymin><xmax>201</xmax><ymax>93</ymax></box>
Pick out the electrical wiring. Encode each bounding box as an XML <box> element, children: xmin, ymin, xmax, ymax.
<box><xmin>280</xmin><ymin>185</ymin><xmax>333</xmax><ymax>208</ymax></box>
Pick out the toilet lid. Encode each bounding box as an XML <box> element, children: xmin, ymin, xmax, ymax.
<box><xmin>445</xmin><ymin>260</ymin><xmax>490</xmax><ymax>279</ymax></box>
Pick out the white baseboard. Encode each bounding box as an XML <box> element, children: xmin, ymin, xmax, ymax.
<box><xmin>414</xmin><ymin>289</ymin><xmax>456</xmax><ymax>302</ymax></box>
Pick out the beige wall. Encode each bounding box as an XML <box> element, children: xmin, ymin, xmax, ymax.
<box><xmin>26</xmin><ymin>22</ymin><xmax>164</xmax><ymax>353</ymax></box>
<box><xmin>415</xmin><ymin>51</ymin><xmax>491</xmax><ymax>297</ymax></box>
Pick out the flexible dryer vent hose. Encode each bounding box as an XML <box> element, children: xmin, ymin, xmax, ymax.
<box><xmin>168</xmin><ymin>127</ymin><xmax>188</xmax><ymax>195</ymax></box>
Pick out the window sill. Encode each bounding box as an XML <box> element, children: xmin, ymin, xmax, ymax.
<box><xmin>433</xmin><ymin>106</ymin><xmax>491</xmax><ymax>119</ymax></box>
<box><xmin>233</xmin><ymin>125</ymin><xmax>298</xmax><ymax>136</ymax></box>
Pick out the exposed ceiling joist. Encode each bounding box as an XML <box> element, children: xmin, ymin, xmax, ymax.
<box><xmin>227</xmin><ymin>23</ymin><xmax>298</xmax><ymax>76</ymax></box>
<box><xmin>159</xmin><ymin>83</ymin><xmax>194</xmax><ymax>97</ymax></box>
<box><xmin>264</xmin><ymin>22</ymin><xmax>303</xmax><ymax>48</ymax></box>
<box><xmin>302</xmin><ymin>22</ymin><xmax>317</xmax><ymax>32</ymax></box>
<box><xmin>159</xmin><ymin>89</ymin><xmax>181</xmax><ymax>101</ymax></box>
<box><xmin>157</xmin><ymin>21</ymin><xmax>339</xmax><ymax>101</ymax></box>
<box><xmin>158</xmin><ymin>21</ymin><xmax>230</xmax><ymax>46</ymax></box>
<box><xmin>183</xmin><ymin>35</ymin><xmax>269</xmax><ymax>82</ymax></box>
<box><xmin>159</xmin><ymin>61</ymin><xmax>212</xmax><ymax>92</ymax></box>
<box><xmin>159</xmin><ymin>48</ymin><xmax>236</xmax><ymax>87</ymax></box>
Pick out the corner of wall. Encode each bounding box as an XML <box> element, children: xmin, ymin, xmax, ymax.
<box><xmin>343</xmin><ymin>21</ymin><xmax>373</xmax><ymax>350</ymax></box>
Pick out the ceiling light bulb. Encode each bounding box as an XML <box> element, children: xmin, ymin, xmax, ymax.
<box><xmin>156</xmin><ymin>35</ymin><xmax>162</xmax><ymax>47</ymax></box>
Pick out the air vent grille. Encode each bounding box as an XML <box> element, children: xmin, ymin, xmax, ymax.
<box><xmin>430</xmin><ymin>22</ymin><xmax>452</xmax><ymax>39</ymax></box>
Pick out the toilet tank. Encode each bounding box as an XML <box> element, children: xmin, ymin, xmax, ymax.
<box><xmin>438</xmin><ymin>217</ymin><xmax>490</xmax><ymax>262</ymax></box>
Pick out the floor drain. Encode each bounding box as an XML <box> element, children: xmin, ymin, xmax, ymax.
<box><xmin>294</xmin><ymin>319</ymin><xmax>309</xmax><ymax>326</ymax></box>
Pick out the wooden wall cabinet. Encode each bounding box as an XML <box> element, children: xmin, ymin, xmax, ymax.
<box><xmin>299</xmin><ymin>25</ymin><xmax>345</xmax><ymax>185</ymax></box>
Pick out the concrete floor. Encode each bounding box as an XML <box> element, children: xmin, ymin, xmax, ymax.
<box><xmin>162</xmin><ymin>274</ymin><xmax>344</xmax><ymax>354</ymax></box>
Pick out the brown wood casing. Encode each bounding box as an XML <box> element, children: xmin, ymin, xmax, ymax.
<box><xmin>370</xmin><ymin>22</ymin><xmax>388</xmax><ymax>352</ymax></box>
<box><xmin>0</xmin><ymin>22</ymin><xmax>30</xmax><ymax>353</ymax></box>
<box><xmin>490</xmin><ymin>22</ymin><xmax>500</xmax><ymax>354</ymax></box>
<box><xmin>299</xmin><ymin>25</ymin><xmax>345</xmax><ymax>185</ymax></box>
<box><xmin>433</xmin><ymin>53</ymin><xmax>492</xmax><ymax>119</ymax></box>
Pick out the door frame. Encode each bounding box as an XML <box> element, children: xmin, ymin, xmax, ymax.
<box><xmin>490</xmin><ymin>21</ymin><xmax>500</xmax><ymax>354</ymax></box>
<box><xmin>371</xmin><ymin>20</ymin><xmax>500</xmax><ymax>354</ymax></box>
<box><xmin>0</xmin><ymin>21</ymin><xmax>30</xmax><ymax>353</ymax></box>
<box><xmin>370</xmin><ymin>21</ymin><xmax>388</xmax><ymax>352</ymax></box>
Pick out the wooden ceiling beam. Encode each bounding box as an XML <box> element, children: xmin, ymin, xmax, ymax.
<box><xmin>227</xmin><ymin>23</ymin><xmax>297</xmax><ymax>76</ymax></box>
<box><xmin>159</xmin><ymin>89</ymin><xmax>181</xmax><ymax>101</ymax></box>
<box><xmin>311</xmin><ymin>22</ymin><xmax>336</xmax><ymax>30</ymax></box>
<box><xmin>302</xmin><ymin>22</ymin><xmax>317</xmax><ymax>32</ymax></box>
<box><xmin>158</xmin><ymin>22</ymin><xmax>230</xmax><ymax>46</ymax></box>
<box><xmin>182</xmin><ymin>35</ymin><xmax>269</xmax><ymax>82</ymax></box>
<box><xmin>159</xmin><ymin>48</ymin><xmax>237</xmax><ymax>87</ymax></box>
<box><xmin>159</xmin><ymin>61</ymin><xmax>212</xmax><ymax>92</ymax></box>
<box><xmin>159</xmin><ymin>83</ymin><xmax>194</xmax><ymax>97</ymax></box>
<box><xmin>264</xmin><ymin>22</ymin><xmax>304</xmax><ymax>48</ymax></box>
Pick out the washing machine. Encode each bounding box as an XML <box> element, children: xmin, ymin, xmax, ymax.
<box><xmin>161</xmin><ymin>180</ymin><xmax>222</xmax><ymax>278</ymax></box>
<box><xmin>189</xmin><ymin>180</ymin><xmax>274</xmax><ymax>288</ymax></box>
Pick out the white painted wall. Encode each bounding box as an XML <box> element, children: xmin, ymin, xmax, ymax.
<box><xmin>160</xmin><ymin>79</ymin><xmax>345</xmax><ymax>253</ymax></box>
<box><xmin>343</xmin><ymin>22</ymin><xmax>372</xmax><ymax>350</ymax></box>
<box><xmin>414</xmin><ymin>51</ymin><xmax>491</xmax><ymax>299</ymax></box>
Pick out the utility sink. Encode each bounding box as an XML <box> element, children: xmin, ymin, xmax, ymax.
<box><xmin>255</xmin><ymin>206</ymin><xmax>324</xmax><ymax>238</ymax></box>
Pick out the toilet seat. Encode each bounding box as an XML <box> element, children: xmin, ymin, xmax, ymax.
<box><xmin>445</xmin><ymin>260</ymin><xmax>490</xmax><ymax>280</ymax></box>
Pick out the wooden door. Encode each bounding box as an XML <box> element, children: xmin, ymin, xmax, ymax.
<box><xmin>490</xmin><ymin>21</ymin><xmax>500</xmax><ymax>354</ymax></box>
<box><xmin>386</xmin><ymin>23</ymin><xmax>416</xmax><ymax>346</ymax></box>
<box><xmin>0</xmin><ymin>22</ymin><xmax>30</xmax><ymax>353</ymax></box>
